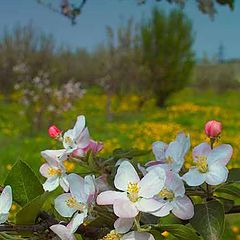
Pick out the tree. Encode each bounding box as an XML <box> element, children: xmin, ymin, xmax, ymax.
<box><xmin>140</xmin><ymin>8</ymin><xmax>194</xmax><ymax>107</ymax></box>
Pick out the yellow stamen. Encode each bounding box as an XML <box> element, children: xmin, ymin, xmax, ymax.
<box><xmin>166</xmin><ymin>156</ymin><xmax>173</xmax><ymax>164</ymax></box>
<box><xmin>161</xmin><ymin>231</ymin><xmax>170</xmax><ymax>237</ymax></box>
<box><xmin>64</xmin><ymin>136</ymin><xmax>74</xmax><ymax>145</ymax></box>
<box><xmin>195</xmin><ymin>155</ymin><xmax>208</xmax><ymax>173</ymax></box>
<box><xmin>48</xmin><ymin>168</ymin><xmax>62</xmax><ymax>176</ymax></box>
<box><xmin>127</xmin><ymin>182</ymin><xmax>139</xmax><ymax>203</ymax></box>
<box><xmin>159</xmin><ymin>187</ymin><xmax>174</xmax><ymax>200</ymax></box>
<box><xmin>102</xmin><ymin>230</ymin><xmax>121</xmax><ymax>240</ymax></box>
<box><xmin>66</xmin><ymin>197</ymin><xmax>85</xmax><ymax>211</ymax></box>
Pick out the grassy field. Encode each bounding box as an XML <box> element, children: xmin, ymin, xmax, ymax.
<box><xmin>1</xmin><ymin>88</ymin><xmax>240</xmax><ymax>238</ymax></box>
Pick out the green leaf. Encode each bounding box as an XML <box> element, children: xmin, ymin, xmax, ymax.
<box><xmin>5</xmin><ymin>160</ymin><xmax>44</xmax><ymax>206</ymax></box>
<box><xmin>154</xmin><ymin>224</ymin><xmax>201</xmax><ymax>240</ymax></box>
<box><xmin>112</xmin><ymin>148</ymin><xmax>150</xmax><ymax>159</ymax></box>
<box><xmin>16</xmin><ymin>192</ymin><xmax>50</xmax><ymax>224</ymax></box>
<box><xmin>87</xmin><ymin>150</ymin><xmax>98</xmax><ymax>171</ymax></box>
<box><xmin>216</xmin><ymin>197</ymin><xmax>234</xmax><ymax>212</ymax></box>
<box><xmin>215</xmin><ymin>184</ymin><xmax>240</xmax><ymax>198</ymax></box>
<box><xmin>190</xmin><ymin>200</ymin><xmax>225</xmax><ymax>240</ymax></box>
<box><xmin>227</xmin><ymin>168</ymin><xmax>240</xmax><ymax>183</ymax></box>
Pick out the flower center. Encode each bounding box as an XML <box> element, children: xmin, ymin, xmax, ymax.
<box><xmin>195</xmin><ymin>155</ymin><xmax>208</xmax><ymax>173</ymax></box>
<box><xmin>166</xmin><ymin>156</ymin><xmax>173</xmax><ymax>164</ymax></box>
<box><xmin>102</xmin><ymin>230</ymin><xmax>121</xmax><ymax>240</ymax></box>
<box><xmin>64</xmin><ymin>136</ymin><xmax>74</xmax><ymax>148</ymax></box>
<box><xmin>159</xmin><ymin>187</ymin><xmax>174</xmax><ymax>200</ymax></box>
<box><xmin>127</xmin><ymin>182</ymin><xmax>139</xmax><ymax>203</ymax></box>
<box><xmin>48</xmin><ymin>167</ymin><xmax>62</xmax><ymax>176</ymax></box>
<box><xmin>66</xmin><ymin>197</ymin><xmax>85</xmax><ymax>211</ymax></box>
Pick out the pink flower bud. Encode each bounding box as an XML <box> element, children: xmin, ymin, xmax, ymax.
<box><xmin>205</xmin><ymin>120</ymin><xmax>222</xmax><ymax>138</ymax></box>
<box><xmin>48</xmin><ymin>125</ymin><xmax>62</xmax><ymax>138</ymax></box>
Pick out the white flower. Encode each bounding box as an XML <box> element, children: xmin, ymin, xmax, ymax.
<box><xmin>54</xmin><ymin>174</ymin><xmax>97</xmax><ymax>230</ymax></box>
<box><xmin>147</xmin><ymin>132</ymin><xmax>190</xmax><ymax>173</ymax></box>
<box><xmin>97</xmin><ymin>161</ymin><xmax>166</xmax><ymax>218</ymax></box>
<box><xmin>182</xmin><ymin>143</ymin><xmax>233</xmax><ymax>186</ymax></box>
<box><xmin>0</xmin><ymin>186</ymin><xmax>12</xmax><ymax>224</ymax></box>
<box><xmin>62</xmin><ymin>115</ymin><xmax>90</xmax><ymax>156</ymax></box>
<box><xmin>101</xmin><ymin>217</ymin><xmax>155</xmax><ymax>240</ymax></box>
<box><xmin>40</xmin><ymin>150</ymin><xmax>69</xmax><ymax>192</ymax></box>
<box><xmin>149</xmin><ymin>167</ymin><xmax>194</xmax><ymax>220</ymax></box>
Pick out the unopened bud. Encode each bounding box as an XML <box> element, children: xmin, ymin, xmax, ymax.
<box><xmin>48</xmin><ymin>125</ymin><xmax>62</xmax><ymax>138</ymax></box>
<box><xmin>205</xmin><ymin>120</ymin><xmax>222</xmax><ymax>138</ymax></box>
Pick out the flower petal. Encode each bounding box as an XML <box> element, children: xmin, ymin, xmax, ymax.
<box><xmin>84</xmin><ymin>175</ymin><xmax>96</xmax><ymax>201</ymax></box>
<box><xmin>166</xmin><ymin>171</ymin><xmax>185</xmax><ymax>197</ymax></box>
<box><xmin>67</xmin><ymin>213</ymin><xmax>85</xmax><ymax>233</ymax></box>
<box><xmin>139</xmin><ymin>169</ymin><xmax>165</xmax><ymax>198</ymax></box>
<box><xmin>41</xmin><ymin>149</ymin><xmax>67</xmax><ymax>164</ymax></box>
<box><xmin>208</xmin><ymin>144</ymin><xmax>233</xmax><ymax>166</ymax></box>
<box><xmin>123</xmin><ymin>231</ymin><xmax>155</xmax><ymax>240</ymax></box>
<box><xmin>54</xmin><ymin>193</ymin><xmax>76</xmax><ymax>217</ymax></box>
<box><xmin>73</xmin><ymin>115</ymin><xmax>85</xmax><ymax>139</ymax></box>
<box><xmin>176</xmin><ymin>132</ymin><xmax>190</xmax><ymax>157</ymax></box>
<box><xmin>182</xmin><ymin>168</ymin><xmax>206</xmax><ymax>186</ymax></box>
<box><xmin>0</xmin><ymin>214</ymin><xmax>8</xmax><ymax>224</ymax></box>
<box><xmin>50</xmin><ymin>224</ymin><xmax>76</xmax><ymax>240</ymax></box>
<box><xmin>192</xmin><ymin>143</ymin><xmax>211</xmax><ymax>162</ymax></box>
<box><xmin>60</xmin><ymin>174</ymin><xmax>70</xmax><ymax>192</ymax></box>
<box><xmin>43</xmin><ymin>176</ymin><xmax>60</xmax><ymax>192</ymax></box>
<box><xmin>114</xmin><ymin>218</ymin><xmax>134</xmax><ymax>234</ymax></box>
<box><xmin>39</xmin><ymin>163</ymin><xmax>51</xmax><ymax>178</ymax></box>
<box><xmin>206</xmin><ymin>164</ymin><xmax>228</xmax><ymax>185</ymax></box>
<box><xmin>172</xmin><ymin>196</ymin><xmax>194</xmax><ymax>220</ymax></box>
<box><xmin>114</xmin><ymin>161</ymin><xmax>140</xmax><ymax>191</ymax></box>
<box><xmin>113</xmin><ymin>199</ymin><xmax>138</xmax><ymax>218</ymax></box>
<box><xmin>76</xmin><ymin>127</ymin><xmax>90</xmax><ymax>148</ymax></box>
<box><xmin>152</xmin><ymin>141</ymin><xmax>168</xmax><ymax>161</ymax></box>
<box><xmin>0</xmin><ymin>186</ymin><xmax>12</xmax><ymax>214</ymax></box>
<box><xmin>97</xmin><ymin>191</ymin><xmax>127</xmax><ymax>205</ymax></box>
<box><xmin>151</xmin><ymin>201</ymin><xmax>173</xmax><ymax>217</ymax></box>
<box><xmin>136</xmin><ymin>198</ymin><xmax>164</xmax><ymax>213</ymax></box>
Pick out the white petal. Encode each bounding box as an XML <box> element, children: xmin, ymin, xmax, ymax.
<box><xmin>182</xmin><ymin>168</ymin><xmax>206</xmax><ymax>186</ymax></box>
<box><xmin>113</xmin><ymin>199</ymin><xmax>138</xmax><ymax>218</ymax></box>
<box><xmin>50</xmin><ymin>224</ymin><xmax>76</xmax><ymax>240</ymax></box>
<box><xmin>166</xmin><ymin>172</ymin><xmax>185</xmax><ymax>197</ymax></box>
<box><xmin>152</xmin><ymin>141</ymin><xmax>168</xmax><ymax>161</ymax></box>
<box><xmin>76</xmin><ymin>127</ymin><xmax>90</xmax><ymax>148</ymax></box>
<box><xmin>84</xmin><ymin>175</ymin><xmax>96</xmax><ymax>201</ymax></box>
<box><xmin>114</xmin><ymin>161</ymin><xmax>140</xmax><ymax>191</ymax></box>
<box><xmin>41</xmin><ymin>149</ymin><xmax>66</xmax><ymax>164</ymax></box>
<box><xmin>54</xmin><ymin>193</ymin><xmax>76</xmax><ymax>217</ymax></box>
<box><xmin>0</xmin><ymin>213</ymin><xmax>8</xmax><ymax>224</ymax></box>
<box><xmin>123</xmin><ymin>231</ymin><xmax>155</xmax><ymax>240</ymax></box>
<box><xmin>114</xmin><ymin>218</ymin><xmax>134</xmax><ymax>234</ymax></box>
<box><xmin>151</xmin><ymin>201</ymin><xmax>173</xmax><ymax>217</ymax></box>
<box><xmin>63</xmin><ymin>130</ymin><xmax>76</xmax><ymax>150</ymax></box>
<box><xmin>0</xmin><ymin>186</ymin><xmax>12</xmax><ymax>214</ymax></box>
<box><xmin>60</xmin><ymin>175</ymin><xmax>70</xmax><ymax>192</ymax></box>
<box><xmin>208</xmin><ymin>144</ymin><xmax>233</xmax><ymax>166</ymax></box>
<box><xmin>43</xmin><ymin>176</ymin><xmax>60</xmax><ymax>192</ymax></box>
<box><xmin>39</xmin><ymin>163</ymin><xmax>51</xmax><ymax>178</ymax></box>
<box><xmin>67</xmin><ymin>213</ymin><xmax>85</xmax><ymax>233</ymax></box>
<box><xmin>206</xmin><ymin>164</ymin><xmax>228</xmax><ymax>185</ymax></box>
<box><xmin>172</xmin><ymin>196</ymin><xmax>194</xmax><ymax>220</ymax></box>
<box><xmin>97</xmin><ymin>191</ymin><xmax>127</xmax><ymax>205</ymax></box>
<box><xmin>192</xmin><ymin>143</ymin><xmax>211</xmax><ymax>162</ymax></box>
<box><xmin>136</xmin><ymin>198</ymin><xmax>164</xmax><ymax>213</ymax></box>
<box><xmin>73</xmin><ymin>115</ymin><xmax>85</xmax><ymax>139</ymax></box>
<box><xmin>68</xmin><ymin>173</ymin><xmax>86</xmax><ymax>203</ymax></box>
<box><xmin>139</xmin><ymin>169</ymin><xmax>165</xmax><ymax>198</ymax></box>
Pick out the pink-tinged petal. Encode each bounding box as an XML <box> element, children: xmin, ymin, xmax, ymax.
<box><xmin>182</xmin><ymin>168</ymin><xmax>206</xmax><ymax>186</ymax></box>
<box><xmin>167</xmin><ymin>172</ymin><xmax>185</xmax><ymax>197</ymax></box>
<box><xmin>136</xmin><ymin>198</ymin><xmax>164</xmax><ymax>213</ymax></box>
<box><xmin>123</xmin><ymin>231</ymin><xmax>155</xmax><ymax>240</ymax></box>
<box><xmin>192</xmin><ymin>143</ymin><xmax>211</xmax><ymax>162</ymax></box>
<box><xmin>41</xmin><ymin>149</ymin><xmax>66</xmax><ymax>165</ymax></box>
<box><xmin>208</xmin><ymin>144</ymin><xmax>233</xmax><ymax>166</ymax></box>
<box><xmin>77</xmin><ymin>127</ymin><xmax>90</xmax><ymax>148</ymax></box>
<box><xmin>152</xmin><ymin>141</ymin><xmax>168</xmax><ymax>161</ymax></box>
<box><xmin>145</xmin><ymin>161</ymin><xmax>162</xmax><ymax>167</ymax></box>
<box><xmin>113</xmin><ymin>199</ymin><xmax>138</xmax><ymax>218</ymax></box>
<box><xmin>97</xmin><ymin>191</ymin><xmax>127</xmax><ymax>205</ymax></box>
<box><xmin>72</xmin><ymin>148</ymin><xmax>85</xmax><ymax>158</ymax></box>
<box><xmin>43</xmin><ymin>175</ymin><xmax>60</xmax><ymax>192</ymax></box>
<box><xmin>83</xmin><ymin>140</ymin><xmax>103</xmax><ymax>154</ymax></box>
<box><xmin>206</xmin><ymin>164</ymin><xmax>228</xmax><ymax>185</ymax></box>
<box><xmin>137</xmin><ymin>164</ymin><xmax>147</xmax><ymax>176</ymax></box>
<box><xmin>54</xmin><ymin>193</ymin><xmax>76</xmax><ymax>217</ymax></box>
<box><xmin>50</xmin><ymin>224</ymin><xmax>76</xmax><ymax>240</ymax></box>
<box><xmin>60</xmin><ymin>175</ymin><xmax>70</xmax><ymax>192</ymax></box>
<box><xmin>96</xmin><ymin>174</ymin><xmax>110</xmax><ymax>192</ymax></box>
<box><xmin>84</xmin><ymin>175</ymin><xmax>96</xmax><ymax>200</ymax></box>
<box><xmin>139</xmin><ymin>169</ymin><xmax>165</xmax><ymax>198</ymax></box>
<box><xmin>151</xmin><ymin>201</ymin><xmax>173</xmax><ymax>217</ymax></box>
<box><xmin>172</xmin><ymin>196</ymin><xmax>194</xmax><ymax>220</ymax></box>
<box><xmin>68</xmin><ymin>174</ymin><xmax>86</xmax><ymax>203</ymax></box>
<box><xmin>114</xmin><ymin>161</ymin><xmax>140</xmax><ymax>191</ymax></box>
<box><xmin>73</xmin><ymin>115</ymin><xmax>85</xmax><ymax>139</ymax></box>
<box><xmin>114</xmin><ymin>218</ymin><xmax>134</xmax><ymax>234</ymax></box>
<box><xmin>39</xmin><ymin>163</ymin><xmax>51</xmax><ymax>178</ymax></box>
<box><xmin>0</xmin><ymin>186</ymin><xmax>12</xmax><ymax>214</ymax></box>
<box><xmin>67</xmin><ymin>213</ymin><xmax>85</xmax><ymax>233</ymax></box>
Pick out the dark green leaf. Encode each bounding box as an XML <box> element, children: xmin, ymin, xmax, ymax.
<box><xmin>5</xmin><ymin>160</ymin><xmax>44</xmax><ymax>206</ymax></box>
<box><xmin>190</xmin><ymin>200</ymin><xmax>225</xmax><ymax>240</ymax></box>
<box><xmin>227</xmin><ymin>168</ymin><xmax>240</xmax><ymax>183</ymax></box>
<box><xmin>112</xmin><ymin>148</ymin><xmax>150</xmax><ymax>159</ymax></box>
<box><xmin>216</xmin><ymin>197</ymin><xmax>234</xmax><ymax>212</ymax></box>
<box><xmin>16</xmin><ymin>192</ymin><xmax>50</xmax><ymax>224</ymax></box>
<box><xmin>215</xmin><ymin>184</ymin><xmax>240</xmax><ymax>198</ymax></box>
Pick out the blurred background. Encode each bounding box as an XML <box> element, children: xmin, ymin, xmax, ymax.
<box><xmin>0</xmin><ymin>0</ymin><xmax>239</xmax><ymax>238</ymax></box>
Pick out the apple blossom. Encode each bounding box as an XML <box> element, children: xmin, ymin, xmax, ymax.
<box><xmin>97</xmin><ymin>161</ymin><xmax>166</xmax><ymax>218</ymax></box>
<box><xmin>48</xmin><ymin>125</ymin><xmax>62</xmax><ymax>139</ymax></box>
<box><xmin>147</xmin><ymin>132</ymin><xmax>190</xmax><ymax>173</ymax></box>
<box><xmin>54</xmin><ymin>173</ymin><xmax>97</xmax><ymax>230</ymax></box>
<box><xmin>149</xmin><ymin>167</ymin><xmax>194</xmax><ymax>220</ymax></box>
<box><xmin>0</xmin><ymin>186</ymin><xmax>12</xmax><ymax>224</ymax></box>
<box><xmin>40</xmin><ymin>150</ymin><xmax>69</xmax><ymax>192</ymax></box>
<box><xmin>182</xmin><ymin>142</ymin><xmax>233</xmax><ymax>186</ymax></box>
<box><xmin>205</xmin><ymin>120</ymin><xmax>222</xmax><ymax>138</ymax></box>
<box><xmin>101</xmin><ymin>217</ymin><xmax>155</xmax><ymax>240</ymax></box>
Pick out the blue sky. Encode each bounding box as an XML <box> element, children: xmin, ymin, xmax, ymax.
<box><xmin>0</xmin><ymin>0</ymin><xmax>239</xmax><ymax>59</ymax></box>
